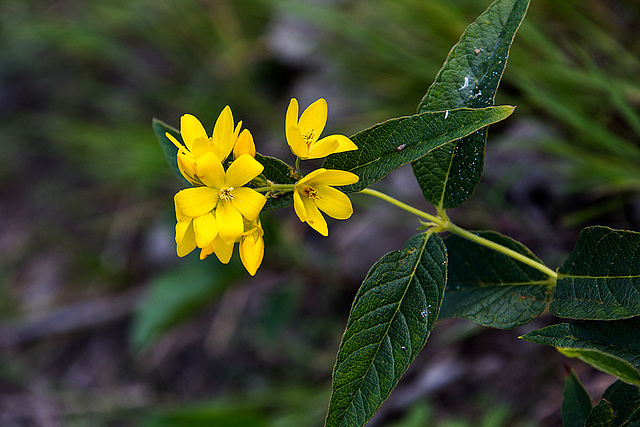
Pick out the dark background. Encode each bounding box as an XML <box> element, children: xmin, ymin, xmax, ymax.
<box><xmin>1</xmin><ymin>0</ymin><xmax>639</xmax><ymax>425</ymax></box>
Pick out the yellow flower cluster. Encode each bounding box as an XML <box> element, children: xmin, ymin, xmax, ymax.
<box><xmin>169</xmin><ymin>98</ymin><xmax>359</xmax><ymax>275</ymax></box>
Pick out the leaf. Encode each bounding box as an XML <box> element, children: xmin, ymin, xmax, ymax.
<box><xmin>551</xmin><ymin>226</ymin><xmax>640</xmax><ymax>320</ymax></box>
<box><xmin>322</xmin><ymin>106</ymin><xmax>515</xmax><ymax>193</ymax></box>
<box><xmin>325</xmin><ymin>232</ymin><xmax>447</xmax><ymax>427</ymax></box>
<box><xmin>586</xmin><ymin>380</ymin><xmax>640</xmax><ymax>427</ymax></box>
<box><xmin>152</xmin><ymin>118</ymin><xmax>191</xmax><ymax>187</ymax></box>
<box><xmin>438</xmin><ymin>231</ymin><xmax>553</xmax><ymax>329</ymax></box>
<box><xmin>131</xmin><ymin>258</ymin><xmax>242</xmax><ymax>351</ymax></box>
<box><xmin>562</xmin><ymin>369</ymin><xmax>593</xmax><ymax>427</ymax></box>
<box><xmin>585</xmin><ymin>400</ymin><xmax>614</xmax><ymax>427</ymax></box>
<box><xmin>412</xmin><ymin>0</ymin><xmax>530</xmax><ymax>210</ymax></box>
<box><xmin>521</xmin><ymin>318</ymin><xmax>640</xmax><ymax>386</ymax></box>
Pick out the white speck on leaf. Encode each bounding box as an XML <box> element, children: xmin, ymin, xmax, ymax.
<box><xmin>460</xmin><ymin>76</ymin><xmax>469</xmax><ymax>90</ymax></box>
<box><xmin>444</xmin><ymin>110</ymin><xmax>449</xmax><ymax>119</ymax></box>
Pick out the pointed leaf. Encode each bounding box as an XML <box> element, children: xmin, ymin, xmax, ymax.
<box><xmin>322</xmin><ymin>106</ymin><xmax>515</xmax><ymax>193</ymax></box>
<box><xmin>562</xmin><ymin>370</ymin><xmax>593</xmax><ymax>427</ymax></box>
<box><xmin>587</xmin><ymin>380</ymin><xmax>640</xmax><ymax>427</ymax></box>
<box><xmin>325</xmin><ymin>232</ymin><xmax>447</xmax><ymax>427</ymax></box>
<box><xmin>153</xmin><ymin>118</ymin><xmax>191</xmax><ymax>187</ymax></box>
<box><xmin>439</xmin><ymin>231</ymin><xmax>554</xmax><ymax>328</ymax></box>
<box><xmin>521</xmin><ymin>318</ymin><xmax>640</xmax><ymax>386</ymax></box>
<box><xmin>412</xmin><ymin>0</ymin><xmax>530</xmax><ymax>209</ymax></box>
<box><xmin>551</xmin><ymin>226</ymin><xmax>640</xmax><ymax>320</ymax></box>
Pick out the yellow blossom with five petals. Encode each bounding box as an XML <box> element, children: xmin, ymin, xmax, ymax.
<box><xmin>293</xmin><ymin>168</ymin><xmax>359</xmax><ymax>236</ymax></box>
<box><xmin>174</xmin><ymin>152</ymin><xmax>267</xmax><ymax>246</ymax></box>
<box><xmin>285</xmin><ymin>98</ymin><xmax>358</xmax><ymax>160</ymax></box>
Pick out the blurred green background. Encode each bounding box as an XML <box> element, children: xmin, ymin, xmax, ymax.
<box><xmin>1</xmin><ymin>0</ymin><xmax>638</xmax><ymax>425</ymax></box>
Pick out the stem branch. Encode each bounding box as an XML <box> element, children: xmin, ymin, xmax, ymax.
<box><xmin>358</xmin><ymin>188</ymin><xmax>557</xmax><ymax>280</ymax></box>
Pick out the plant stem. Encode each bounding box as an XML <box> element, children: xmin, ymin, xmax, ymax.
<box><xmin>358</xmin><ymin>188</ymin><xmax>443</xmax><ymax>225</ymax></box>
<box><xmin>444</xmin><ymin>222</ymin><xmax>558</xmax><ymax>279</ymax></box>
<box><xmin>358</xmin><ymin>188</ymin><xmax>558</xmax><ymax>280</ymax></box>
<box><xmin>253</xmin><ymin>183</ymin><xmax>296</xmax><ymax>193</ymax></box>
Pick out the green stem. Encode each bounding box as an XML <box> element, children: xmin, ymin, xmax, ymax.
<box><xmin>295</xmin><ymin>157</ymin><xmax>301</xmax><ymax>175</ymax></box>
<box><xmin>253</xmin><ymin>183</ymin><xmax>296</xmax><ymax>193</ymax></box>
<box><xmin>444</xmin><ymin>222</ymin><xmax>558</xmax><ymax>279</ymax></box>
<box><xmin>358</xmin><ymin>188</ymin><xmax>558</xmax><ymax>280</ymax></box>
<box><xmin>358</xmin><ymin>188</ymin><xmax>443</xmax><ymax>225</ymax></box>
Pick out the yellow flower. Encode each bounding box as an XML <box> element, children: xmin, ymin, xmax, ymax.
<box><xmin>166</xmin><ymin>107</ymin><xmax>242</xmax><ymax>185</ymax></box>
<box><xmin>285</xmin><ymin>98</ymin><xmax>358</xmax><ymax>160</ymax></box>
<box><xmin>239</xmin><ymin>219</ymin><xmax>265</xmax><ymax>276</ymax></box>
<box><xmin>174</xmin><ymin>152</ymin><xmax>267</xmax><ymax>245</ymax></box>
<box><xmin>293</xmin><ymin>168</ymin><xmax>359</xmax><ymax>236</ymax></box>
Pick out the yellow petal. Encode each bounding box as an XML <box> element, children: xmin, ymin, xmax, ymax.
<box><xmin>193</xmin><ymin>211</ymin><xmax>218</xmax><ymax>248</ymax></box>
<box><xmin>195</xmin><ymin>151</ymin><xmax>225</xmax><ymax>189</ymax></box>
<box><xmin>293</xmin><ymin>190</ymin><xmax>307</xmax><ymax>222</ymax></box>
<box><xmin>285</xmin><ymin>98</ymin><xmax>300</xmax><ymax>131</ymax></box>
<box><xmin>315</xmin><ymin>185</ymin><xmax>354</xmax><ymax>220</ymax></box>
<box><xmin>231</xmin><ymin>187</ymin><xmax>266</xmax><ymax>221</ymax></box>
<box><xmin>301</xmin><ymin>196</ymin><xmax>328</xmax><ymax>236</ymax></box>
<box><xmin>166</xmin><ymin>133</ymin><xmax>185</xmax><ymax>151</ymax></box>
<box><xmin>286</xmin><ymin>125</ymin><xmax>309</xmax><ymax>159</ymax></box>
<box><xmin>192</xmin><ymin>136</ymin><xmax>221</xmax><ymax>159</ymax></box>
<box><xmin>308</xmin><ymin>169</ymin><xmax>359</xmax><ymax>187</ymax></box>
<box><xmin>177</xmin><ymin>152</ymin><xmax>199</xmax><ymax>185</ymax></box>
<box><xmin>216</xmin><ymin>200</ymin><xmax>244</xmax><ymax>244</ymax></box>
<box><xmin>298</xmin><ymin>98</ymin><xmax>327</xmax><ymax>143</ymax></box>
<box><xmin>174</xmin><ymin>187</ymin><xmax>218</xmax><ymax>217</ymax></box>
<box><xmin>307</xmin><ymin>137</ymin><xmax>340</xmax><ymax>159</ymax></box>
<box><xmin>212</xmin><ymin>235</ymin><xmax>234</xmax><ymax>263</ymax></box>
<box><xmin>181</xmin><ymin>114</ymin><xmax>208</xmax><ymax>151</ymax></box>
<box><xmin>297</xmin><ymin>168</ymin><xmax>327</xmax><ymax>186</ymax></box>
<box><xmin>240</xmin><ymin>233</ymin><xmax>264</xmax><ymax>276</ymax></box>
<box><xmin>176</xmin><ymin>219</ymin><xmax>196</xmax><ymax>257</ymax></box>
<box><xmin>212</xmin><ymin>106</ymin><xmax>235</xmax><ymax>161</ymax></box>
<box><xmin>225</xmin><ymin>154</ymin><xmax>264</xmax><ymax>188</ymax></box>
<box><xmin>328</xmin><ymin>134</ymin><xmax>358</xmax><ymax>153</ymax></box>
<box><xmin>233</xmin><ymin>128</ymin><xmax>256</xmax><ymax>159</ymax></box>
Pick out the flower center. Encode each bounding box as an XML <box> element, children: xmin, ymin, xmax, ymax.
<box><xmin>302</xmin><ymin>186</ymin><xmax>319</xmax><ymax>200</ymax></box>
<box><xmin>303</xmin><ymin>130</ymin><xmax>316</xmax><ymax>147</ymax></box>
<box><xmin>220</xmin><ymin>186</ymin><xmax>235</xmax><ymax>201</ymax></box>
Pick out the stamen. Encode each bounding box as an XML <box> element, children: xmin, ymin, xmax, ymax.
<box><xmin>303</xmin><ymin>186</ymin><xmax>319</xmax><ymax>200</ymax></box>
<box><xmin>303</xmin><ymin>129</ymin><xmax>316</xmax><ymax>147</ymax></box>
<box><xmin>220</xmin><ymin>187</ymin><xmax>235</xmax><ymax>201</ymax></box>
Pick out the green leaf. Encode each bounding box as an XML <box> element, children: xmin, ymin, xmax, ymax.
<box><xmin>152</xmin><ymin>118</ymin><xmax>191</xmax><ymax>187</ymax></box>
<box><xmin>325</xmin><ymin>232</ymin><xmax>447</xmax><ymax>427</ymax></box>
<box><xmin>586</xmin><ymin>400</ymin><xmax>614</xmax><ymax>427</ymax></box>
<box><xmin>322</xmin><ymin>106</ymin><xmax>515</xmax><ymax>193</ymax></box>
<box><xmin>562</xmin><ymin>369</ymin><xmax>593</xmax><ymax>427</ymax></box>
<box><xmin>131</xmin><ymin>258</ymin><xmax>242</xmax><ymax>351</ymax></box>
<box><xmin>587</xmin><ymin>380</ymin><xmax>640</xmax><ymax>427</ymax></box>
<box><xmin>521</xmin><ymin>318</ymin><xmax>640</xmax><ymax>386</ymax></box>
<box><xmin>551</xmin><ymin>226</ymin><xmax>640</xmax><ymax>320</ymax></box>
<box><xmin>438</xmin><ymin>231</ymin><xmax>553</xmax><ymax>329</ymax></box>
<box><xmin>412</xmin><ymin>0</ymin><xmax>530</xmax><ymax>210</ymax></box>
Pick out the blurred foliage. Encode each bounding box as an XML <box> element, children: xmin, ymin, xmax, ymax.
<box><xmin>1</xmin><ymin>0</ymin><xmax>638</xmax><ymax>425</ymax></box>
